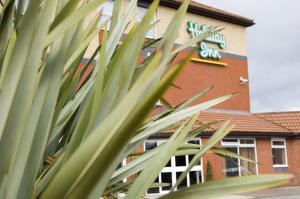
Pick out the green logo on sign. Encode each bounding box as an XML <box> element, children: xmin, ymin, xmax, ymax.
<box><xmin>187</xmin><ymin>21</ymin><xmax>226</xmax><ymax>59</ymax></box>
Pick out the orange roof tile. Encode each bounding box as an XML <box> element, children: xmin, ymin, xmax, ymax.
<box><xmin>162</xmin><ymin>109</ymin><xmax>294</xmax><ymax>135</ymax></box>
<box><xmin>255</xmin><ymin>111</ymin><xmax>300</xmax><ymax>133</ymax></box>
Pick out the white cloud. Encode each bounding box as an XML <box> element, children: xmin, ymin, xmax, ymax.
<box><xmin>197</xmin><ymin>0</ymin><xmax>300</xmax><ymax>112</ymax></box>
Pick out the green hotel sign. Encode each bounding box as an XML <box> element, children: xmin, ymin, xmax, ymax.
<box><xmin>187</xmin><ymin>21</ymin><xmax>226</xmax><ymax>59</ymax></box>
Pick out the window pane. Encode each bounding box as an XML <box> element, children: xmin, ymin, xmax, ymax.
<box><xmin>137</xmin><ymin>7</ymin><xmax>147</xmax><ymax>22</ymax></box>
<box><xmin>99</xmin><ymin>1</ymin><xmax>113</xmax><ymax>14</ymax></box>
<box><xmin>146</xmin><ymin>28</ymin><xmax>156</xmax><ymax>38</ymax></box>
<box><xmin>239</xmin><ymin>147</ymin><xmax>256</xmax><ymax>175</ymax></box>
<box><xmin>176</xmin><ymin>172</ymin><xmax>187</xmax><ymax>189</ymax></box>
<box><xmin>223</xmin><ymin>147</ymin><xmax>239</xmax><ymax>177</ymax></box>
<box><xmin>165</xmin><ymin>159</ymin><xmax>171</xmax><ymax>167</ymax></box>
<box><xmin>98</xmin><ymin>1</ymin><xmax>113</xmax><ymax>29</ymax></box>
<box><xmin>175</xmin><ymin>155</ymin><xmax>186</xmax><ymax>166</ymax></box>
<box><xmin>272</xmin><ymin>141</ymin><xmax>285</xmax><ymax>146</ymax></box>
<box><xmin>240</xmin><ymin>139</ymin><xmax>254</xmax><ymax>144</ymax></box>
<box><xmin>99</xmin><ymin>14</ymin><xmax>111</xmax><ymax>28</ymax></box>
<box><xmin>222</xmin><ymin>139</ymin><xmax>238</xmax><ymax>144</ymax></box>
<box><xmin>188</xmin><ymin>140</ymin><xmax>200</xmax><ymax>145</ymax></box>
<box><xmin>161</xmin><ymin>172</ymin><xmax>172</xmax><ymax>191</ymax></box>
<box><xmin>189</xmin><ymin>171</ymin><xmax>201</xmax><ymax>185</ymax></box>
<box><xmin>188</xmin><ymin>154</ymin><xmax>201</xmax><ymax>165</ymax></box>
<box><xmin>145</xmin><ymin>141</ymin><xmax>157</xmax><ymax>150</ymax></box>
<box><xmin>272</xmin><ymin>148</ymin><xmax>286</xmax><ymax>165</ymax></box>
<box><xmin>147</xmin><ymin>176</ymin><xmax>159</xmax><ymax>194</ymax></box>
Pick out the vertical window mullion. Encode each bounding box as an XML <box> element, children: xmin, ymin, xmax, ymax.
<box><xmin>237</xmin><ymin>146</ymin><xmax>242</xmax><ymax>176</ymax></box>
<box><xmin>186</xmin><ymin>167</ymin><xmax>190</xmax><ymax>187</ymax></box>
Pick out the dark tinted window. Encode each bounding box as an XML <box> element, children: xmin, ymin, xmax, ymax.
<box><xmin>240</xmin><ymin>139</ymin><xmax>254</xmax><ymax>144</ymax></box>
<box><xmin>147</xmin><ymin>176</ymin><xmax>159</xmax><ymax>194</ymax></box>
<box><xmin>176</xmin><ymin>172</ymin><xmax>187</xmax><ymax>189</ymax></box>
<box><xmin>190</xmin><ymin>171</ymin><xmax>201</xmax><ymax>185</ymax></box>
<box><xmin>145</xmin><ymin>141</ymin><xmax>157</xmax><ymax>150</ymax></box>
<box><xmin>272</xmin><ymin>141</ymin><xmax>284</xmax><ymax>146</ymax></box>
<box><xmin>223</xmin><ymin>147</ymin><xmax>239</xmax><ymax>177</ymax></box>
<box><xmin>161</xmin><ymin>172</ymin><xmax>172</xmax><ymax>191</ymax></box>
<box><xmin>272</xmin><ymin>148</ymin><xmax>286</xmax><ymax>165</ymax></box>
<box><xmin>188</xmin><ymin>154</ymin><xmax>201</xmax><ymax>165</ymax></box>
<box><xmin>175</xmin><ymin>155</ymin><xmax>186</xmax><ymax>166</ymax></box>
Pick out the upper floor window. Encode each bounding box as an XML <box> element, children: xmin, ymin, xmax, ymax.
<box><xmin>221</xmin><ymin>138</ymin><xmax>257</xmax><ymax>177</ymax></box>
<box><xmin>137</xmin><ymin>6</ymin><xmax>156</xmax><ymax>39</ymax></box>
<box><xmin>98</xmin><ymin>0</ymin><xmax>114</xmax><ymax>29</ymax></box>
<box><xmin>271</xmin><ymin>138</ymin><xmax>288</xmax><ymax>167</ymax></box>
<box><xmin>144</xmin><ymin>139</ymin><xmax>203</xmax><ymax>195</ymax></box>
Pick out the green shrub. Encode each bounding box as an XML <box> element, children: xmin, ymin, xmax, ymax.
<box><xmin>0</xmin><ymin>0</ymin><xmax>291</xmax><ymax>198</ymax></box>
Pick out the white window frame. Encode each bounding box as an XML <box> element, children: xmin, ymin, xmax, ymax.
<box><xmin>137</xmin><ymin>6</ymin><xmax>157</xmax><ymax>39</ymax></box>
<box><xmin>271</xmin><ymin>138</ymin><xmax>288</xmax><ymax>168</ymax></box>
<box><xmin>221</xmin><ymin>138</ymin><xmax>258</xmax><ymax>176</ymax></box>
<box><xmin>122</xmin><ymin>159</ymin><xmax>127</xmax><ymax>182</ymax></box>
<box><xmin>144</xmin><ymin>139</ymin><xmax>203</xmax><ymax>195</ymax></box>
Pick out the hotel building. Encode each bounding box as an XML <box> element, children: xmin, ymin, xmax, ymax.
<box><xmin>81</xmin><ymin>0</ymin><xmax>300</xmax><ymax>195</ymax></box>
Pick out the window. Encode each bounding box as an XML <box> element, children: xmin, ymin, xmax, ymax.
<box><xmin>98</xmin><ymin>0</ymin><xmax>114</xmax><ymax>29</ymax></box>
<box><xmin>221</xmin><ymin>138</ymin><xmax>257</xmax><ymax>177</ymax></box>
<box><xmin>271</xmin><ymin>138</ymin><xmax>288</xmax><ymax>167</ymax></box>
<box><xmin>137</xmin><ymin>6</ymin><xmax>156</xmax><ymax>39</ymax></box>
<box><xmin>116</xmin><ymin>159</ymin><xmax>127</xmax><ymax>183</ymax></box>
<box><xmin>144</xmin><ymin>139</ymin><xmax>203</xmax><ymax>195</ymax></box>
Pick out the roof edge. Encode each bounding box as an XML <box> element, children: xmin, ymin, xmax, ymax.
<box><xmin>154</xmin><ymin>131</ymin><xmax>299</xmax><ymax>139</ymax></box>
<box><xmin>254</xmin><ymin>111</ymin><xmax>300</xmax><ymax>115</ymax></box>
<box><xmin>138</xmin><ymin>0</ymin><xmax>255</xmax><ymax>27</ymax></box>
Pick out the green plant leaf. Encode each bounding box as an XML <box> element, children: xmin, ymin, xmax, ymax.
<box><xmin>45</xmin><ymin>0</ymin><xmax>106</xmax><ymax>46</ymax></box>
<box><xmin>160</xmin><ymin>0</ymin><xmax>190</xmax><ymax>55</ymax></box>
<box><xmin>126</xmin><ymin>114</ymin><xmax>199</xmax><ymax>199</ymax></box>
<box><xmin>109</xmin><ymin>0</ymin><xmax>121</xmax><ymax>33</ymax></box>
<box><xmin>104</xmin><ymin>0</ymin><xmax>137</xmax><ymax>67</ymax></box>
<box><xmin>175</xmin><ymin>86</ymin><xmax>214</xmax><ymax>111</ymax></box>
<box><xmin>0</xmin><ymin>0</ymin><xmax>59</xmax><ymax>198</ymax></box>
<box><xmin>172</xmin><ymin>121</ymin><xmax>234</xmax><ymax>191</ymax></box>
<box><xmin>160</xmin><ymin>175</ymin><xmax>293</xmax><ymax>199</ymax></box>
<box><xmin>211</xmin><ymin>147</ymin><xmax>256</xmax><ymax>164</ymax></box>
<box><xmin>0</xmin><ymin>30</ymin><xmax>16</xmax><ymax>91</ymax></box>
<box><xmin>0</xmin><ymin>0</ymin><xmax>14</xmax><ymax>69</ymax></box>
<box><xmin>130</xmin><ymin>94</ymin><xmax>236</xmax><ymax>145</ymax></box>
<box><xmin>171</xmin><ymin>27</ymin><xmax>221</xmax><ymax>56</ymax></box>
<box><xmin>49</xmin><ymin>0</ymin><xmax>82</xmax><ymax>31</ymax></box>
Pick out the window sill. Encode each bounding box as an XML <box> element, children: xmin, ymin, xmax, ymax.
<box><xmin>273</xmin><ymin>165</ymin><xmax>288</xmax><ymax>168</ymax></box>
<box><xmin>273</xmin><ymin>166</ymin><xmax>288</xmax><ymax>173</ymax></box>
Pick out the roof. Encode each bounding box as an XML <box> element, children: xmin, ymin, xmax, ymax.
<box><xmin>139</xmin><ymin>0</ymin><xmax>255</xmax><ymax>27</ymax></box>
<box><xmin>161</xmin><ymin>109</ymin><xmax>296</xmax><ymax>136</ymax></box>
<box><xmin>255</xmin><ymin>111</ymin><xmax>300</xmax><ymax>133</ymax></box>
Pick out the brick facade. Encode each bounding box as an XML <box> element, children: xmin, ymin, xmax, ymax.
<box><xmin>86</xmin><ymin>0</ymin><xmax>300</xmax><ymax>188</ymax></box>
<box><xmin>201</xmin><ymin>138</ymin><xmax>223</xmax><ymax>180</ymax></box>
<box><xmin>256</xmin><ymin>138</ymin><xmax>273</xmax><ymax>174</ymax></box>
<box><xmin>164</xmin><ymin>50</ymin><xmax>250</xmax><ymax>112</ymax></box>
<box><xmin>287</xmin><ymin>138</ymin><xmax>300</xmax><ymax>184</ymax></box>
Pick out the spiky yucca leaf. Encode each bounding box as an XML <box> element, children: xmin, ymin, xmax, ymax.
<box><xmin>0</xmin><ymin>0</ymin><xmax>291</xmax><ymax>199</ymax></box>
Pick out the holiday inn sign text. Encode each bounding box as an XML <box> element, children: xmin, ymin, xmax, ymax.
<box><xmin>187</xmin><ymin>21</ymin><xmax>226</xmax><ymax>60</ymax></box>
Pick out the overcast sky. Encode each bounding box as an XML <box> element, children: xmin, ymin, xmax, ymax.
<box><xmin>198</xmin><ymin>0</ymin><xmax>300</xmax><ymax>113</ymax></box>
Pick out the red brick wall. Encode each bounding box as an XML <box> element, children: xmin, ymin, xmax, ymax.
<box><xmin>256</xmin><ymin>138</ymin><xmax>300</xmax><ymax>185</ymax></box>
<box><xmin>164</xmin><ymin>50</ymin><xmax>250</xmax><ymax>112</ymax></box>
<box><xmin>130</xmin><ymin>138</ymin><xmax>300</xmax><ymax>185</ymax></box>
<box><xmin>202</xmin><ymin>138</ymin><xmax>223</xmax><ymax>181</ymax></box>
<box><xmin>98</xmin><ymin>31</ymin><xmax>250</xmax><ymax>111</ymax></box>
<box><xmin>256</xmin><ymin>138</ymin><xmax>273</xmax><ymax>174</ymax></box>
<box><xmin>287</xmin><ymin>138</ymin><xmax>300</xmax><ymax>185</ymax></box>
